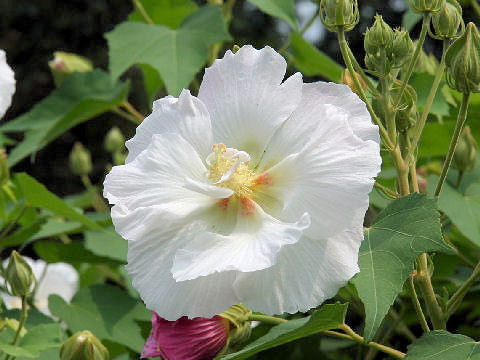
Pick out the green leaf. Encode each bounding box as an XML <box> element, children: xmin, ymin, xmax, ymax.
<box><xmin>220</xmin><ymin>303</ymin><xmax>347</xmax><ymax>360</ymax></box>
<box><xmin>19</xmin><ymin>323</ymin><xmax>64</xmax><ymax>353</ymax></box>
<box><xmin>402</xmin><ymin>8</ymin><xmax>422</xmax><ymax>31</ymax></box>
<box><xmin>352</xmin><ymin>194</ymin><xmax>454</xmax><ymax>341</ymax></box>
<box><xmin>0</xmin><ymin>342</ymin><xmax>38</xmax><ymax>358</ymax></box>
<box><xmin>410</xmin><ymin>72</ymin><xmax>450</xmax><ymax>117</ymax></box>
<box><xmin>428</xmin><ymin>174</ymin><xmax>480</xmax><ymax>247</ymax></box>
<box><xmin>15</xmin><ymin>173</ymin><xmax>101</xmax><ymax>230</ymax></box>
<box><xmin>129</xmin><ymin>0</ymin><xmax>198</xmax><ymax>28</ymax></box>
<box><xmin>247</xmin><ymin>0</ymin><xmax>297</xmax><ymax>30</ymax></box>
<box><xmin>34</xmin><ymin>241</ymin><xmax>121</xmax><ymax>265</ymax></box>
<box><xmin>404</xmin><ymin>330</ymin><xmax>480</xmax><ymax>359</ymax></box>
<box><xmin>85</xmin><ymin>226</ymin><xmax>127</xmax><ymax>262</ymax></box>
<box><xmin>1</xmin><ymin>219</ymin><xmax>45</xmax><ymax>247</ymax></box>
<box><xmin>49</xmin><ymin>284</ymin><xmax>151</xmax><ymax>352</ymax></box>
<box><xmin>288</xmin><ymin>32</ymin><xmax>343</xmax><ymax>83</ymax></box>
<box><xmin>107</xmin><ymin>5</ymin><xmax>231</xmax><ymax>96</ymax></box>
<box><xmin>1</xmin><ymin>70</ymin><xmax>128</xmax><ymax>166</ymax></box>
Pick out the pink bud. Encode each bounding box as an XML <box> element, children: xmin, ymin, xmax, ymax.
<box><xmin>141</xmin><ymin>312</ymin><xmax>230</xmax><ymax>360</ymax></box>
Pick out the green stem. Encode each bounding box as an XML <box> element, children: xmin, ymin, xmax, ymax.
<box><xmin>80</xmin><ymin>175</ymin><xmax>109</xmax><ymax>212</ymax></box>
<box><xmin>247</xmin><ymin>315</ymin><xmax>405</xmax><ymax>359</ymax></box>
<box><xmin>5</xmin><ymin>296</ymin><xmax>28</xmax><ymax>360</ymax></box>
<box><xmin>278</xmin><ymin>10</ymin><xmax>319</xmax><ymax>54</ymax></box>
<box><xmin>337</xmin><ymin>29</ymin><xmax>393</xmax><ymax>149</ymax></box>
<box><xmin>435</xmin><ymin>92</ymin><xmax>471</xmax><ymax>197</ymax></box>
<box><xmin>132</xmin><ymin>0</ymin><xmax>154</xmax><ymax>24</ymax></box>
<box><xmin>409</xmin><ymin>275</ymin><xmax>430</xmax><ymax>332</ymax></box>
<box><xmin>0</xmin><ymin>206</ymin><xmax>26</xmax><ymax>242</ymax></box>
<box><xmin>394</xmin><ymin>14</ymin><xmax>431</xmax><ymax>109</ymax></box>
<box><xmin>247</xmin><ymin>314</ymin><xmax>287</xmax><ymax>325</ymax></box>
<box><xmin>374</xmin><ymin>182</ymin><xmax>400</xmax><ymax>199</ymax></box>
<box><xmin>446</xmin><ymin>260</ymin><xmax>480</xmax><ymax>317</ymax></box>
<box><xmin>111</xmin><ymin>107</ymin><xmax>141</xmax><ymax>125</ymax></box>
<box><xmin>416</xmin><ymin>254</ymin><xmax>446</xmax><ymax>329</ymax></box>
<box><xmin>347</xmin><ymin>46</ymin><xmax>380</xmax><ymax>97</ymax></box>
<box><xmin>122</xmin><ymin>101</ymin><xmax>144</xmax><ymax>123</ymax></box>
<box><xmin>408</xmin><ymin>40</ymin><xmax>449</xmax><ymax>162</ymax></box>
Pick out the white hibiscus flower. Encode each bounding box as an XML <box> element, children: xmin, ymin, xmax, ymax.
<box><xmin>104</xmin><ymin>45</ymin><xmax>381</xmax><ymax>320</ymax></box>
<box><xmin>0</xmin><ymin>49</ymin><xmax>15</xmax><ymax>118</ymax></box>
<box><xmin>1</xmin><ymin>257</ymin><xmax>78</xmax><ymax>316</ymax></box>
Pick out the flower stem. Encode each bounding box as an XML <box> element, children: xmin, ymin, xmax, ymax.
<box><xmin>80</xmin><ymin>175</ymin><xmax>109</xmax><ymax>212</ymax></box>
<box><xmin>408</xmin><ymin>275</ymin><xmax>430</xmax><ymax>332</ymax></box>
<box><xmin>394</xmin><ymin>14</ymin><xmax>431</xmax><ymax>109</ymax></box>
<box><xmin>337</xmin><ymin>29</ymin><xmax>393</xmax><ymax>150</ymax></box>
<box><xmin>434</xmin><ymin>92</ymin><xmax>471</xmax><ymax>197</ymax></box>
<box><xmin>248</xmin><ymin>315</ymin><xmax>405</xmax><ymax>359</ymax></box>
<box><xmin>416</xmin><ymin>254</ymin><xmax>446</xmax><ymax>329</ymax></box>
<box><xmin>132</xmin><ymin>0</ymin><xmax>154</xmax><ymax>24</ymax></box>
<box><xmin>4</xmin><ymin>296</ymin><xmax>28</xmax><ymax>360</ymax></box>
<box><xmin>346</xmin><ymin>46</ymin><xmax>380</xmax><ymax>97</ymax></box>
<box><xmin>408</xmin><ymin>40</ymin><xmax>449</xmax><ymax>163</ymax></box>
<box><xmin>374</xmin><ymin>182</ymin><xmax>400</xmax><ymax>199</ymax></box>
<box><xmin>122</xmin><ymin>101</ymin><xmax>145</xmax><ymax>123</ymax></box>
<box><xmin>471</xmin><ymin>0</ymin><xmax>480</xmax><ymax>19</ymax></box>
<box><xmin>446</xmin><ymin>260</ymin><xmax>480</xmax><ymax>317</ymax></box>
<box><xmin>112</xmin><ymin>107</ymin><xmax>141</xmax><ymax>125</ymax></box>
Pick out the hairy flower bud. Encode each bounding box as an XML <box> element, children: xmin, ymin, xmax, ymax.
<box><xmin>5</xmin><ymin>251</ymin><xmax>36</xmax><ymax>297</ymax></box>
<box><xmin>432</xmin><ymin>0</ymin><xmax>464</xmax><ymax>40</ymax></box>
<box><xmin>410</xmin><ymin>0</ymin><xmax>445</xmax><ymax>14</ymax></box>
<box><xmin>392</xmin><ymin>29</ymin><xmax>414</xmax><ymax>66</ymax></box>
<box><xmin>104</xmin><ymin>127</ymin><xmax>125</xmax><ymax>153</ymax></box>
<box><xmin>60</xmin><ymin>330</ymin><xmax>109</xmax><ymax>360</ymax></box>
<box><xmin>0</xmin><ymin>149</ymin><xmax>9</xmax><ymax>187</ymax></box>
<box><xmin>69</xmin><ymin>142</ymin><xmax>92</xmax><ymax>176</ymax></box>
<box><xmin>364</xmin><ymin>15</ymin><xmax>394</xmax><ymax>55</ymax></box>
<box><xmin>391</xmin><ymin>83</ymin><xmax>418</xmax><ymax>133</ymax></box>
<box><xmin>48</xmin><ymin>51</ymin><xmax>93</xmax><ymax>87</ymax></box>
<box><xmin>446</xmin><ymin>22</ymin><xmax>480</xmax><ymax>93</ymax></box>
<box><xmin>319</xmin><ymin>0</ymin><xmax>359</xmax><ymax>32</ymax></box>
<box><xmin>454</xmin><ymin>125</ymin><xmax>478</xmax><ymax>172</ymax></box>
<box><xmin>341</xmin><ymin>68</ymin><xmax>367</xmax><ymax>95</ymax></box>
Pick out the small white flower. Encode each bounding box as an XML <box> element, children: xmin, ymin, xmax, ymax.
<box><xmin>104</xmin><ymin>45</ymin><xmax>381</xmax><ymax>320</ymax></box>
<box><xmin>1</xmin><ymin>257</ymin><xmax>78</xmax><ymax>316</ymax></box>
<box><xmin>0</xmin><ymin>49</ymin><xmax>15</xmax><ymax>118</ymax></box>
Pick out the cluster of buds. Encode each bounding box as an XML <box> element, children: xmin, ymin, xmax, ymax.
<box><xmin>319</xmin><ymin>0</ymin><xmax>359</xmax><ymax>32</ymax></box>
<box><xmin>446</xmin><ymin>22</ymin><xmax>480</xmax><ymax>94</ymax></box>
<box><xmin>454</xmin><ymin>125</ymin><xmax>478</xmax><ymax>172</ymax></box>
<box><xmin>104</xmin><ymin>127</ymin><xmax>126</xmax><ymax>165</ymax></box>
<box><xmin>391</xmin><ymin>83</ymin><xmax>419</xmax><ymax>133</ymax></box>
<box><xmin>364</xmin><ymin>16</ymin><xmax>414</xmax><ymax>74</ymax></box>
<box><xmin>60</xmin><ymin>330</ymin><xmax>109</xmax><ymax>360</ymax></box>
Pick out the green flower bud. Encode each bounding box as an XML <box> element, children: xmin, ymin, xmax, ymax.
<box><xmin>5</xmin><ymin>251</ymin><xmax>36</xmax><ymax>297</ymax></box>
<box><xmin>410</xmin><ymin>0</ymin><xmax>446</xmax><ymax>14</ymax></box>
<box><xmin>454</xmin><ymin>125</ymin><xmax>478</xmax><ymax>172</ymax></box>
<box><xmin>69</xmin><ymin>142</ymin><xmax>92</xmax><ymax>176</ymax></box>
<box><xmin>220</xmin><ymin>304</ymin><xmax>252</xmax><ymax>348</ymax></box>
<box><xmin>60</xmin><ymin>331</ymin><xmax>109</xmax><ymax>360</ymax></box>
<box><xmin>0</xmin><ymin>149</ymin><xmax>9</xmax><ymax>187</ymax></box>
<box><xmin>365</xmin><ymin>53</ymin><xmax>381</xmax><ymax>72</ymax></box>
<box><xmin>392</xmin><ymin>29</ymin><xmax>414</xmax><ymax>66</ymax></box>
<box><xmin>319</xmin><ymin>0</ymin><xmax>359</xmax><ymax>32</ymax></box>
<box><xmin>104</xmin><ymin>127</ymin><xmax>125</xmax><ymax>153</ymax></box>
<box><xmin>432</xmin><ymin>0</ymin><xmax>464</xmax><ymax>40</ymax></box>
<box><xmin>48</xmin><ymin>51</ymin><xmax>93</xmax><ymax>87</ymax></box>
<box><xmin>364</xmin><ymin>15</ymin><xmax>394</xmax><ymax>55</ymax></box>
<box><xmin>445</xmin><ymin>22</ymin><xmax>480</xmax><ymax>93</ymax></box>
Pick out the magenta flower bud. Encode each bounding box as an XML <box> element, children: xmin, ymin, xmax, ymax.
<box><xmin>141</xmin><ymin>312</ymin><xmax>230</xmax><ymax>360</ymax></box>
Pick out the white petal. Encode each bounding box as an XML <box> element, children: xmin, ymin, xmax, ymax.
<box><xmin>260</xmin><ymin>82</ymin><xmax>379</xmax><ymax>169</ymax></box>
<box><xmin>234</xmin><ymin>213</ymin><xmax>364</xmax><ymax>315</ymax></box>
<box><xmin>0</xmin><ymin>50</ymin><xmax>15</xmax><ymax>119</ymax></box>
<box><xmin>171</xmin><ymin>201</ymin><xmax>310</xmax><ymax>281</ymax></box>
<box><xmin>125</xmin><ymin>89</ymin><xmax>213</xmax><ymax>163</ymax></box>
<box><xmin>256</xmin><ymin>96</ymin><xmax>381</xmax><ymax>239</ymax></box>
<box><xmin>198</xmin><ymin>45</ymin><xmax>302</xmax><ymax>164</ymax></box>
<box><xmin>104</xmin><ymin>133</ymin><xmax>225</xmax><ymax>241</ymax></box>
<box><xmin>126</xmin><ymin>212</ymin><xmax>240</xmax><ymax>320</ymax></box>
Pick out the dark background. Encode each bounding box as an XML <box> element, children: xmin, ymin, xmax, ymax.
<box><xmin>0</xmin><ymin>0</ymin><xmax>444</xmax><ymax>195</ymax></box>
